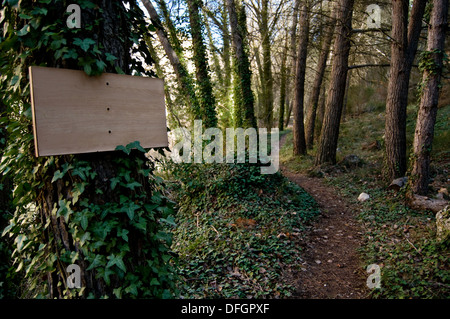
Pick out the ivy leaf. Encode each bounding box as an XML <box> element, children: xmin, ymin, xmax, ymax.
<box><xmin>125</xmin><ymin>181</ymin><xmax>142</xmax><ymax>190</ymax></box>
<box><xmin>16</xmin><ymin>234</ymin><xmax>27</xmax><ymax>251</ymax></box>
<box><xmin>106</xmin><ymin>254</ymin><xmax>127</xmax><ymax>273</ymax></box>
<box><xmin>105</xmin><ymin>53</ymin><xmax>117</xmax><ymax>62</ymax></box>
<box><xmin>73</xmin><ymin>37</ymin><xmax>96</xmax><ymax>52</ymax></box>
<box><xmin>150</xmin><ymin>278</ymin><xmax>160</xmax><ymax>286</ymax></box>
<box><xmin>51</xmin><ymin>170</ymin><xmax>65</xmax><ymax>183</ymax></box>
<box><xmin>115</xmin><ymin>145</ymin><xmax>130</xmax><ymax>155</ymax></box>
<box><xmin>86</xmin><ymin>254</ymin><xmax>105</xmax><ymax>271</ymax></box>
<box><xmin>19</xmin><ymin>13</ymin><xmax>33</xmax><ymax>19</ymax></box>
<box><xmin>17</xmin><ymin>25</ymin><xmax>30</xmax><ymax>36</ymax></box>
<box><xmin>80</xmin><ymin>214</ymin><xmax>88</xmax><ymax>230</ymax></box>
<box><xmin>122</xmin><ymin>202</ymin><xmax>140</xmax><ymax>220</ymax></box>
<box><xmin>110</xmin><ymin>177</ymin><xmax>121</xmax><ymax>190</ymax></box>
<box><xmin>159</xmin><ymin>216</ymin><xmax>176</xmax><ymax>227</ymax></box>
<box><xmin>63</xmin><ymin>49</ymin><xmax>78</xmax><ymax>60</ymax></box>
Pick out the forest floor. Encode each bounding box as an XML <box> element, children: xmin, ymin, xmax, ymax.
<box><xmin>280</xmin><ymin>134</ymin><xmax>369</xmax><ymax>299</ymax></box>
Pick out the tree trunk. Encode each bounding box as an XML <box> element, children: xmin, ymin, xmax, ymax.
<box><xmin>305</xmin><ymin>11</ymin><xmax>336</xmax><ymax>149</ymax></box>
<box><xmin>278</xmin><ymin>30</ymin><xmax>289</xmax><ymax>131</ymax></box>
<box><xmin>292</xmin><ymin>3</ymin><xmax>310</xmax><ymax>156</ymax></box>
<box><xmin>187</xmin><ymin>0</ymin><xmax>217</xmax><ymax>128</ymax></box>
<box><xmin>410</xmin><ymin>0</ymin><xmax>448</xmax><ymax>195</ymax></box>
<box><xmin>226</xmin><ymin>0</ymin><xmax>257</xmax><ymax>128</ymax></box>
<box><xmin>157</xmin><ymin>0</ymin><xmax>183</xmax><ymax>55</ymax></box>
<box><xmin>39</xmin><ymin>2</ymin><xmax>163</xmax><ymax>298</ymax></box>
<box><xmin>384</xmin><ymin>0</ymin><xmax>427</xmax><ymax>180</ymax></box>
<box><xmin>261</xmin><ymin>0</ymin><xmax>274</xmax><ymax>128</ymax></box>
<box><xmin>142</xmin><ymin>0</ymin><xmax>200</xmax><ymax>121</ymax></box>
<box><xmin>315</xmin><ymin>0</ymin><xmax>354</xmax><ymax>165</ymax></box>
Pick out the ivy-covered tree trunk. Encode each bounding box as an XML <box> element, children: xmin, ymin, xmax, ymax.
<box><xmin>187</xmin><ymin>0</ymin><xmax>218</xmax><ymax>128</ymax></box>
<box><xmin>226</xmin><ymin>0</ymin><xmax>257</xmax><ymax>129</ymax></box>
<box><xmin>410</xmin><ymin>0</ymin><xmax>448</xmax><ymax>195</ymax></box>
<box><xmin>142</xmin><ymin>0</ymin><xmax>200</xmax><ymax>124</ymax></box>
<box><xmin>1</xmin><ymin>0</ymin><xmax>177</xmax><ymax>299</ymax></box>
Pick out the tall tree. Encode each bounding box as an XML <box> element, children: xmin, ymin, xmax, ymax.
<box><xmin>315</xmin><ymin>0</ymin><xmax>354</xmax><ymax>165</ymax></box>
<box><xmin>305</xmin><ymin>10</ymin><xmax>336</xmax><ymax>149</ymax></box>
<box><xmin>384</xmin><ymin>0</ymin><xmax>427</xmax><ymax>180</ymax></box>
<box><xmin>187</xmin><ymin>0</ymin><xmax>218</xmax><ymax>127</ymax></box>
<box><xmin>292</xmin><ymin>2</ymin><xmax>310</xmax><ymax>156</ymax></box>
<box><xmin>1</xmin><ymin>1</ymin><xmax>176</xmax><ymax>298</ymax></box>
<box><xmin>278</xmin><ymin>29</ymin><xmax>289</xmax><ymax>131</ymax></box>
<box><xmin>227</xmin><ymin>0</ymin><xmax>257</xmax><ymax>128</ymax></box>
<box><xmin>260</xmin><ymin>0</ymin><xmax>274</xmax><ymax>128</ymax></box>
<box><xmin>410</xmin><ymin>0</ymin><xmax>448</xmax><ymax>194</ymax></box>
<box><xmin>142</xmin><ymin>0</ymin><xmax>200</xmax><ymax>122</ymax></box>
<box><xmin>284</xmin><ymin>0</ymin><xmax>301</xmax><ymax>129</ymax></box>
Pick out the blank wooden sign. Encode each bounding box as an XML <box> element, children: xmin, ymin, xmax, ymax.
<box><xmin>29</xmin><ymin>66</ymin><xmax>168</xmax><ymax>157</ymax></box>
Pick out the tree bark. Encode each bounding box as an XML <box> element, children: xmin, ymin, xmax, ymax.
<box><xmin>261</xmin><ymin>0</ymin><xmax>274</xmax><ymax>128</ymax></box>
<box><xmin>278</xmin><ymin>30</ymin><xmax>289</xmax><ymax>131</ymax></box>
<box><xmin>384</xmin><ymin>0</ymin><xmax>427</xmax><ymax>180</ymax></box>
<box><xmin>315</xmin><ymin>0</ymin><xmax>354</xmax><ymax>165</ymax></box>
<box><xmin>292</xmin><ymin>3</ymin><xmax>310</xmax><ymax>156</ymax></box>
<box><xmin>40</xmin><ymin>1</ymin><xmax>159</xmax><ymax>298</ymax></box>
<box><xmin>410</xmin><ymin>0</ymin><xmax>448</xmax><ymax>195</ymax></box>
<box><xmin>304</xmin><ymin>11</ymin><xmax>336</xmax><ymax>149</ymax></box>
<box><xmin>142</xmin><ymin>0</ymin><xmax>200</xmax><ymax>121</ymax></box>
<box><xmin>187</xmin><ymin>0</ymin><xmax>218</xmax><ymax>128</ymax></box>
<box><xmin>226</xmin><ymin>0</ymin><xmax>257</xmax><ymax>128</ymax></box>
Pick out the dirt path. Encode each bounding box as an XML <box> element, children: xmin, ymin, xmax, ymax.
<box><xmin>280</xmin><ymin>136</ymin><xmax>369</xmax><ymax>299</ymax></box>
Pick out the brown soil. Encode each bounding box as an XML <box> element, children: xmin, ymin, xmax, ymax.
<box><xmin>280</xmin><ymin>136</ymin><xmax>369</xmax><ymax>299</ymax></box>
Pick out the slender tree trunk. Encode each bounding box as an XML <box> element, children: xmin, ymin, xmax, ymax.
<box><xmin>187</xmin><ymin>0</ymin><xmax>217</xmax><ymax>128</ymax></box>
<box><xmin>305</xmin><ymin>11</ymin><xmax>336</xmax><ymax>149</ymax></box>
<box><xmin>316</xmin><ymin>83</ymin><xmax>327</xmax><ymax>136</ymax></box>
<box><xmin>146</xmin><ymin>36</ymin><xmax>182</xmax><ymax>128</ymax></box>
<box><xmin>315</xmin><ymin>0</ymin><xmax>354</xmax><ymax>165</ymax></box>
<box><xmin>142</xmin><ymin>0</ymin><xmax>200</xmax><ymax>120</ymax></box>
<box><xmin>227</xmin><ymin>0</ymin><xmax>257</xmax><ymax>128</ymax></box>
<box><xmin>410</xmin><ymin>0</ymin><xmax>448</xmax><ymax>195</ymax></box>
<box><xmin>279</xmin><ymin>30</ymin><xmax>289</xmax><ymax>131</ymax></box>
<box><xmin>261</xmin><ymin>0</ymin><xmax>273</xmax><ymax>128</ymax></box>
<box><xmin>157</xmin><ymin>0</ymin><xmax>183</xmax><ymax>55</ymax></box>
<box><xmin>292</xmin><ymin>3</ymin><xmax>310</xmax><ymax>156</ymax></box>
<box><xmin>284</xmin><ymin>0</ymin><xmax>301</xmax><ymax>130</ymax></box>
<box><xmin>384</xmin><ymin>0</ymin><xmax>427</xmax><ymax>180</ymax></box>
<box><xmin>285</xmin><ymin>99</ymin><xmax>293</xmax><ymax>127</ymax></box>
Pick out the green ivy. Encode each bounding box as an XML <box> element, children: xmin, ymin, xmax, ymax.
<box><xmin>0</xmin><ymin>0</ymin><xmax>177</xmax><ymax>298</ymax></box>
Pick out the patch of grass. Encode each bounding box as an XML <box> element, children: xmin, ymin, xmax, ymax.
<box><xmin>166</xmin><ymin>161</ymin><xmax>319</xmax><ymax>298</ymax></box>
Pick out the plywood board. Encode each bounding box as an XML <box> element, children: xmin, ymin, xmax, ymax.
<box><xmin>29</xmin><ymin>66</ymin><xmax>168</xmax><ymax>157</ymax></box>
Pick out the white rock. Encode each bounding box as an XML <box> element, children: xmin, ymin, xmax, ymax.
<box><xmin>358</xmin><ymin>192</ymin><xmax>370</xmax><ymax>202</ymax></box>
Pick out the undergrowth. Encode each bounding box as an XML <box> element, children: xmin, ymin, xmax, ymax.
<box><xmin>165</xmin><ymin>161</ymin><xmax>319</xmax><ymax>298</ymax></box>
<box><xmin>280</xmin><ymin>104</ymin><xmax>450</xmax><ymax>299</ymax></box>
